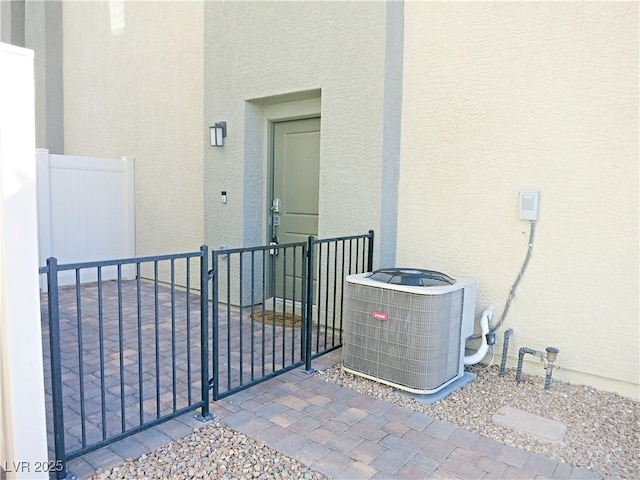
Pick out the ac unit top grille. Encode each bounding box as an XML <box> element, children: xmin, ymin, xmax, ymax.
<box><xmin>368</xmin><ymin>268</ymin><xmax>455</xmax><ymax>287</ymax></box>
<box><xmin>347</xmin><ymin>269</ymin><xmax>472</xmax><ymax>296</ymax></box>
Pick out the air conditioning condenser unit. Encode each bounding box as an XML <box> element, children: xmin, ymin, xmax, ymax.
<box><xmin>342</xmin><ymin>268</ymin><xmax>476</xmax><ymax>394</ymax></box>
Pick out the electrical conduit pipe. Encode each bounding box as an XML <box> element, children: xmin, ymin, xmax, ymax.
<box><xmin>464</xmin><ymin>308</ymin><xmax>493</xmax><ymax>366</ymax></box>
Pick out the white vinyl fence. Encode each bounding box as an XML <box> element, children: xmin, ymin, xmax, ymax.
<box><xmin>37</xmin><ymin>149</ymin><xmax>135</xmax><ymax>289</ymax></box>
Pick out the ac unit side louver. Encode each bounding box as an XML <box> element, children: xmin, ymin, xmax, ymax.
<box><xmin>342</xmin><ymin>268</ymin><xmax>476</xmax><ymax>394</ymax></box>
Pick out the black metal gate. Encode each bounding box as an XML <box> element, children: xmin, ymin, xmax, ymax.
<box><xmin>40</xmin><ymin>231</ymin><xmax>373</xmax><ymax>478</ymax></box>
<box><xmin>209</xmin><ymin>231</ymin><xmax>374</xmax><ymax>399</ymax></box>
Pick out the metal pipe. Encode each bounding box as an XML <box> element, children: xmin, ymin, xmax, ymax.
<box><xmin>516</xmin><ymin>346</ymin><xmax>560</xmax><ymax>390</ymax></box>
<box><xmin>516</xmin><ymin>347</ymin><xmax>542</xmax><ymax>383</ymax></box>
<box><xmin>545</xmin><ymin>363</ymin><xmax>556</xmax><ymax>390</ymax></box>
<box><xmin>499</xmin><ymin>328</ymin><xmax>514</xmax><ymax>377</ymax></box>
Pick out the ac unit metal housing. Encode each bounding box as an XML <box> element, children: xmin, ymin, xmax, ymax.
<box><xmin>342</xmin><ymin>268</ymin><xmax>476</xmax><ymax>394</ymax></box>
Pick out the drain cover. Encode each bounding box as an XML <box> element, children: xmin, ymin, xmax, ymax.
<box><xmin>492</xmin><ymin>406</ymin><xmax>567</xmax><ymax>443</ymax></box>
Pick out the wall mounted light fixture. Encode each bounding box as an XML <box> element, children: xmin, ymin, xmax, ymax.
<box><xmin>210</xmin><ymin>122</ymin><xmax>227</xmax><ymax>147</ymax></box>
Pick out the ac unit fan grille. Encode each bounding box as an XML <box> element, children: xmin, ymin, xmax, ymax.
<box><xmin>343</xmin><ymin>282</ymin><xmax>464</xmax><ymax>391</ymax></box>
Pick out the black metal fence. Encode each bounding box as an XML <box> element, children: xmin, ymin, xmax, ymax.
<box><xmin>40</xmin><ymin>230</ymin><xmax>374</xmax><ymax>478</ymax></box>
<box><xmin>40</xmin><ymin>249</ymin><xmax>212</xmax><ymax>480</ymax></box>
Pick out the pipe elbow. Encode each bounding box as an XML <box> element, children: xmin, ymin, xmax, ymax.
<box><xmin>464</xmin><ymin>308</ymin><xmax>493</xmax><ymax>366</ymax></box>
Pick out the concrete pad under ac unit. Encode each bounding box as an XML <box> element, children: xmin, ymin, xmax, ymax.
<box><xmin>492</xmin><ymin>406</ymin><xmax>568</xmax><ymax>443</ymax></box>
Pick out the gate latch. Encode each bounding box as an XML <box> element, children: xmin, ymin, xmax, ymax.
<box><xmin>269</xmin><ymin>236</ymin><xmax>279</xmax><ymax>256</ymax></box>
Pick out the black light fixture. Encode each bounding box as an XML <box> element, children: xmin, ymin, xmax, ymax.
<box><xmin>210</xmin><ymin>121</ymin><xmax>227</xmax><ymax>147</ymax></box>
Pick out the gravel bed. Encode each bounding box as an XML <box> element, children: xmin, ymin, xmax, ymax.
<box><xmin>92</xmin><ymin>422</ymin><xmax>326</xmax><ymax>480</ymax></box>
<box><xmin>320</xmin><ymin>363</ymin><xmax>639</xmax><ymax>479</ymax></box>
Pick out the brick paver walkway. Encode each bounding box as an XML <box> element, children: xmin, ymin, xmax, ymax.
<box><xmin>210</xmin><ymin>352</ymin><xmax>603</xmax><ymax>480</ymax></box>
<box><xmin>63</xmin><ymin>350</ymin><xmax>604</xmax><ymax>479</ymax></box>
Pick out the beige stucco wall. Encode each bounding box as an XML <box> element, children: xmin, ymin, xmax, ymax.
<box><xmin>57</xmin><ymin>0</ymin><xmax>637</xmax><ymax>397</ymax></box>
<box><xmin>204</xmin><ymin>1</ymin><xmax>400</xmax><ymax>265</ymax></box>
<box><xmin>62</xmin><ymin>1</ymin><xmax>204</xmax><ymax>258</ymax></box>
<box><xmin>398</xmin><ymin>2</ymin><xmax>639</xmax><ymax>398</ymax></box>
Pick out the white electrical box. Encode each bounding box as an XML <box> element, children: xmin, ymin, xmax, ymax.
<box><xmin>519</xmin><ymin>190</ymin><xmax>539</xmax><ymax>221</ymax></box>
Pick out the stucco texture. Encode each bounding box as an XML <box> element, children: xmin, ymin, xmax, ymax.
<box><xmin>57</xmin><ymin>0</ymin><xmax>638</xmax><ymax>398</ymax></box>
<box><xmin>398</xmin><ymin>2</ymin><xmax>639</xmax><ymax>397</ymax></box>
<box><xmin>62</xmin><ymin>1</ymin><xmax>204</xmax><ymax>259</ymax></box>
<box><xmin>204</xmin><ymin>1</ymin><xmax>394</xmax><ymax>261</ymax></box>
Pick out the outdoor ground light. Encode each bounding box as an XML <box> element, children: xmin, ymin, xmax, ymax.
<box><xmin>210</xmin><ymin>121</ymin><xmax>227</xmax><ymax>147</ymax></box>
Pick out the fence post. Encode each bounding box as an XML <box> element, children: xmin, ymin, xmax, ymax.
<box><xmin>367</xmin><ymin>230</ymin><xmax>375</xmax><ymax>272</ymax></box>
<box><xmin>211</xmin><ymin>250</ymin><xmax>220</xmax><ymax>400</ymax></box>
<box><xmin>195</xmin><ymin>246</ymin><xmax>213</xmax><ymax>422</ymax></box>
<box><xmin>303</xmin><ymin>236</ymin><xmax>316</xmax><ymax>373</ymax></box>
<box><xmin>46</xmin><ymin>257</ymin><xmax>68</xmax><ymax>480</ymax></box>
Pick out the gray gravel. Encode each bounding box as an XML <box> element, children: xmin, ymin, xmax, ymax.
<box><xmin>92</xmin><ymin>362</ymin><xmax>638</xmax><ymax>479</ymax></box>
<box><xmin>321</xmin><ymin>363</ymin><xmax>640</xmax><ymax>479</ymax></box>
<box><xmin>92</xmin><ymin>422</ymin><xmax>325</xmax><ymax>480</ymax></box>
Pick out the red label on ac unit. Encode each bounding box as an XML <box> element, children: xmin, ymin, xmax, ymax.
<box><xmin>372</xmin><ymin>311</ymin><xmax>388</xmax><ymax>321</ymax></box>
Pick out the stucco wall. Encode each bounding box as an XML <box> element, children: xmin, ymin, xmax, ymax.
<box><xmin>398</xmin><ymin>2</ymin><xmax>639</xmax><ymax>397</ymax></box>
<box><xmin>62</xmin><ymin>1</ymin><xmax>204</xmax><ymax>258</ymax></box>
<box><xmin>204</xmin><ymin>1</ymin><xmax>399</xmax><ymax>266</ymax></box>
<box><xmin>25</xmin><ymin>0</ymin><xmax>65</xmax><ymax>155</ymax></box>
